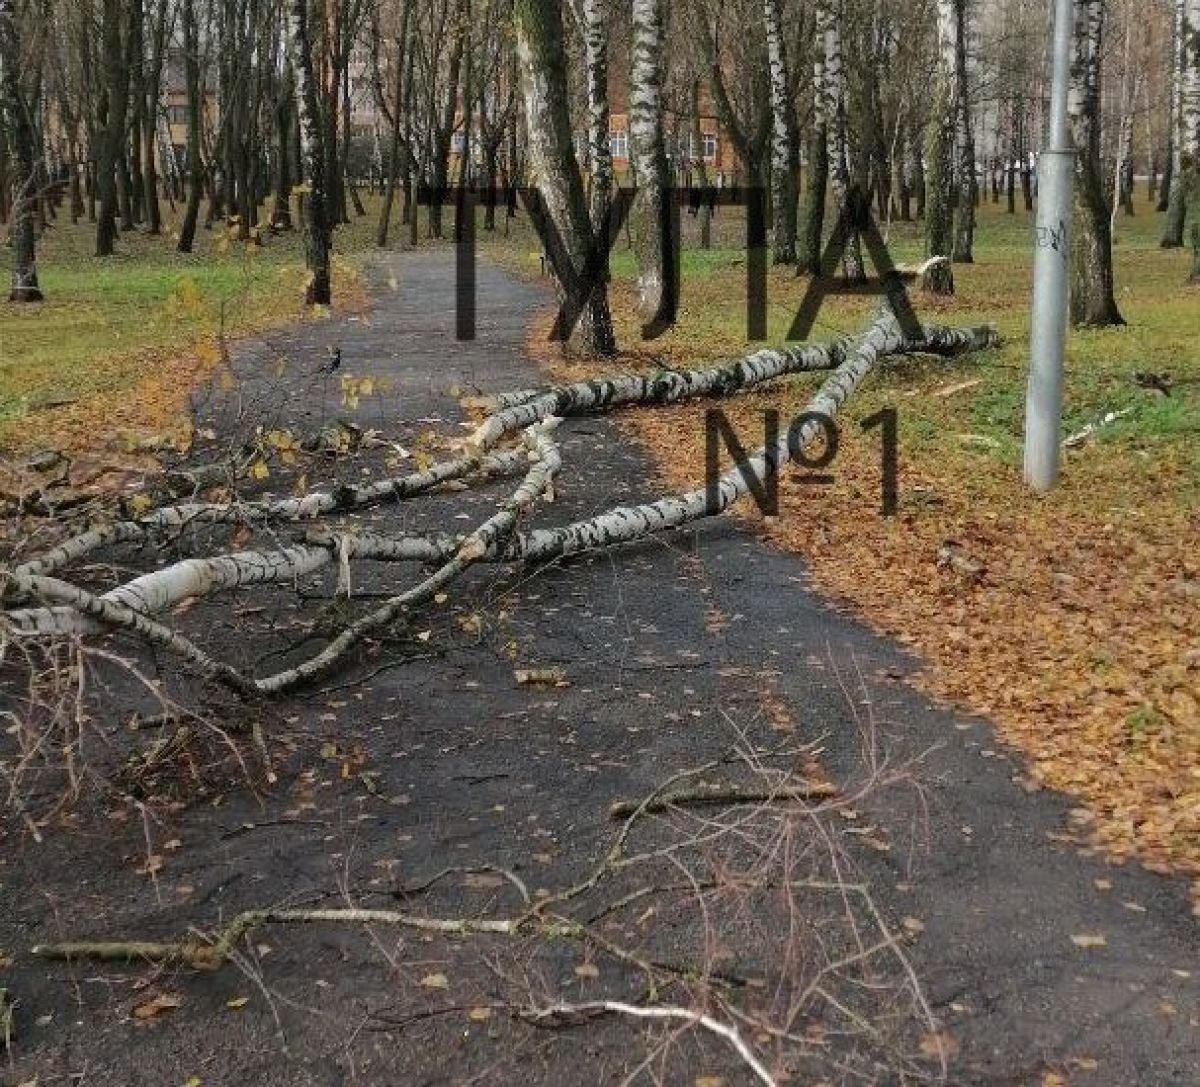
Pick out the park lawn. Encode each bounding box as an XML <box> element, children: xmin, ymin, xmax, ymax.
<box><xmin>528</xmin><ymin>194</ymin><xmax>1200</xmax><ymax>898</ymax></box>
<box><xmin>0</xmin><ymin>204</ymin><xmax>372</xmax><ymax>454</ymax></box>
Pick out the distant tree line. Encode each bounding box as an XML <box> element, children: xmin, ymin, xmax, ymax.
<box><xmin>0</xmin><ymin>0</ymin><xmax>1197</xmax><ymax>337</ymax></box>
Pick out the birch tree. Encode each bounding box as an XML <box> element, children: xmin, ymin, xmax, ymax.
<box><xmin>1162</xmin><ymin>0</ymin><xmax>1188</xmax><ymax>243</ymax></box>
<box><xmin>951</xmin><ymin>0</ymin><xmax>975</xmax><ymax>263</ymax></box>
<box><xmin>825</xmin><ymin>0</ymin><xmax>863</xmax><ymax>281</ymax></box>
<box><xmin>629</xmin><ymin>0</ymin><xmax>675</xmax><ymax>329</ymax></box>
<box><xmin>177</xmin><ymin>0</ymin><xmax>204</xmax><ymax>253</ymax></box>
<box><xmin>579</xmin><ymin>0</ymin><xmax>613</xmax><ymax>234</ymax></box>
<box><xmin>763</xmin><ymin>0</ymin><xmax>799</xmax><ymax>264</ymax></box>
<box><xmin>0</xmin><ymin>0</ymin><xmax>43</xmax><ymax>301</ymax></box>
<box><xmin>95</xmin><ymin>0</ymin><xmax>131</xmax><ymax>256</ymax></box>
<box><xmin>1165</xmin><ymin>0</ymin><xmax>1200</xmax><ymax>252</ymax></box>
<box><xmin>923</xmin><ymin>0</ymin><xmax>956</xmax><ymax>294</ymax></box>
<box><xmin>1069</xmin><ymin>0</ymin><xmax>1124</xmax><ymax>326</ymax></box>
<box><xmin>801</xmin><ymin>0</ymin><xmax>830</xmax><ymax>275</ymax></box>
<box><xmin>514</xmin><ymin>0</ymin><xmax>616</xmax><ymax>354</ymax></box>
<box><xmin>288</xmin><ymin>0</ymin><xmax>333</xmax><ymax>304</ymax></box>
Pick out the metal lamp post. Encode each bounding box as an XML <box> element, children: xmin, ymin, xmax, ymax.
<box><xmin>1023</xmin><ymin>0</ymin><xmax>1075</xmax><ymax>491</ymax></box>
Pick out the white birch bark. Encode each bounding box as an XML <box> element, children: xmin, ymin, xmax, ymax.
<box><xmin>763</xmin><ymin>0</ymin><xmax>798</xmax><ymax>264</ymax></box>
<box><xmin>514</xmin><ymin>0</ymin><xmax>616</xmax><ymax>354</ymax></box>
<box><xmin>1069</xmin><ymin>0</ymin><xmax>1124</xmax><ymax>326</ymax></box>
<box><xmin>5</xmin><ymin>319</ymin><xmax>995</xmax><ymax>648</ymax></box>
<box><xmin>824</xmin><ymin>0</ymin><xmax>863</xmax><ymax>280</ymax></box>
<box><xmin>1163</xmin><ymin>0</ymin><xmax>1188</xmax><ymax>245</ymax></box>
<box><xmin>1182</xmin><ymin>0</ymin><xmax>1200</xmax><ymax>221</ymax></box>
<box><xmin>12</xmin><ymin>452</ymin><xmax>529</xmax><ymax>580</ymax></box>
<box><xmin>253</xmin><ymin>421</ymin><xmax>563</xmax><ymax>695</ymax></box>
<box><xmin>508</xmin><ymin>318</ymin><xmax>997</xmax><ymax>563</ymax></box>
<box><xmin>581</xmin><ymin>0</ymin><xmax>613</xmax><ymax>232</ymax></box>
<box><xmin>802</xmin><ymin>0</ymin><xmax>831</xmax><ymax>274</ymax></box>
<box><xmin>629</xmin><ymin>0</ymin><xmax>672</xmax><ymax>324</ymax></box>
<box><xmin>923</xmin><ymin>0</ymin><xmax>957</xmax><ymax>294</ymax></box>
<box><xmin>287</xmin><ymin>0</ymin><xmax>331</xmax><ymax>303</ymax></box>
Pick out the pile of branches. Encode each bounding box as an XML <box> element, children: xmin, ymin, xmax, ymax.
<box><xmin>0</xmin><ymin>307</ymin><xmax>996</xmax><ymax>700</ymax></box>
<box><xmin>27</xmin><ymin>724</ymin><xmax>947</xmax><ymax>1085</ymax></box>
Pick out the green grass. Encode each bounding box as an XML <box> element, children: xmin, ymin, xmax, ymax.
<box><xmin>0</xmin><ymin>200</ymin><xmax>378</xmax><ymax>447</ymax></box>
<box><xmin>530</xmin><ymin>192</ymin><xmax>1200</xmax><ymax>503</ymax></box>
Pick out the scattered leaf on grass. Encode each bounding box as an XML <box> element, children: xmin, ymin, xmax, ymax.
<box><xmin>419</xmin><ymin>973</ymin><xmax>449</xmax><ymax>990</ymax></box>
<box><xmin>225</xmin><ymin>996</ymin><xmax>250</xmax><ymax>1010</ymax></box>
<box><xmin>574</xmin><ymin>963</ymin><xmax>599</xmax><ymax>980</ymax></box>
<box><xmin>695</xmin><ymin>1077</ymin><xmax>724</xmax><ymax>1087</ymax></box>
<box><xmin>468</xmin><ymin>1007</ymin><xmax>493</xmax><ymax>1022</ymax></box>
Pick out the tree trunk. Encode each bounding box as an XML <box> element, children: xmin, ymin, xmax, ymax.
<box><xmin>1176</xmin><ymin>0</ymin><xmax>1200</xmax><ymax>261</ymax></box>
<box><xmin>376</xmin><ymin>0</ymin><xmax>412</xmax><ymax>247</ymax></box>
<box><xmin>801</xmin><ymin>0</ymin><xmax>830</xmax><ymax>274</ymax></box>
<box><xmin>923</xmin><ymin>0</ymin><xmax>956</xmax><ymax>294</ymax></box>
<box><xmin>0</xmin><ymin>0</ymin><xmax>43</xmax><ymax>300</ymax></box>
<box><xmin>288</xmin><ymin>0</ymin><xmax>331</xmax><ymax>304</ymax></box>
<box><xmin>629</xmin><ymin>0</ymin><xmax>674</xmax><ymax>327</ymax></box>
<box><xmin>178</xmin><ymin>0</ymin><xmax>204</xmax><ymax>252</ymax></box>
<box><xmin>825</xmin><ymin>0</ymin><xmax>862</xmax><ymax>281</ymax></box>
<box><xmin>1162</xmin><ymin>0</ymin><xmax>1187</xmax><ymax>236</ymax></box>
<box><xmin>951</xmin><ymin>0</ymin><xmax>975</xmax><ymax>263</ymax></box>
<box><xmin>514</xmin><ymin>0</ymin><xmax>615</xmax><ymax>355</ymax></box>
<box><xmin>582</xmin><ymin>0</ymin><xmax>612</xmax><ymax>236</ymax></box>
<box><xmin>1069</xmin><ymin>0</ymin><xmax>1124</xmax><ymax>327</ymax></box>
<box><xmin>763</xmin><ymin>0</ymin><xmax>798</xmax><ymax>264</ymax></box>
<box><xmin>95</xmin><ymin>0</ymin><xmax>128</xmax><ymax>256</ymax></box>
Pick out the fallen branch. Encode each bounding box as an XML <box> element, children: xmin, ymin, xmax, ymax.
<box><xmin>520</xmin><ymin>1000</ymin><xmax>776</xmax><ymax>1086</ymax></box>
<box><xmin>33</xmin><ymin>907</ymin><xmax>516</xmax><ymax>969</ymax></box>
<box><xmin>608</xmin><ymin>781</ymin><xmax>837</xmax><ymax>818</ymax></box>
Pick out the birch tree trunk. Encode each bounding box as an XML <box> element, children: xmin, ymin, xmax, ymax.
<box><xmin>802</xmin><ymin>0</ymin><xmax>831</xmax><ymax>274</ymax></box>
<box><xmin>95</xmin><ymin>0</ymin><xmax>128</xmax><ymax>257</ymax></box>
<box><xmin>177</xmin><ymin>0</ymin><xmax>203</xmax><ymax>253</ymax></box>
<box><xmin>629</xmin><ymin>0</ymin><xmax>674</xmax><ymax>328</ymax></box>
<box><xmin>1069</xmin><ymin>0</ymin><xmax>1124</xmax><ymax>327</ymax></box>
<box><xmin>1163</xmin><ymin>0</ymin><xmax>1187</xmax><ymax>242</ymax></box>
<box><xmin>824</xmin><ymin>0</ymin><xmax>863</xmax><ymax>281</ymax></box>
<box><xmin>0</xmin><ymin>0</ymin><xmax>43</xmax><ymax>301</ymax></box>
<box><xmin>581</xmin><ymin>0</ymin><xmax>612</xmax><ymax>235</ymax></box>
<box><xmin>923</xmin><ymin>0</ymin><xmax>956</xmax><ymax>294</ymax></box>
<box><xmin>288</xmin><ymin>0</ymin><xmax>332</xmax><ymax>305</ymax></box>
<box><xmin>951</xmin><ymin>0</ymin><xmax>975</xmax><ymax>263</ymax></box>
<box><xmin>763</xmin><ymin>0</ymin><xmax>798</xmax><ymax>265</ymax></box>
<box><xmin>514</xmin><ymin>0</ymin><xmax>616</xmax><ymax>355</ymax></box>
<box><xmin>1177</xmin><ymin>0</ymin><xmax>1200</xmax><ymax>259</ymax></box>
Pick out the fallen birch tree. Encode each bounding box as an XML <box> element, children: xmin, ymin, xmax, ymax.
<box><xmin>1</xmin><ymin>306</ymin><xmax>997</xmax><ymax>698</ymax></box>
